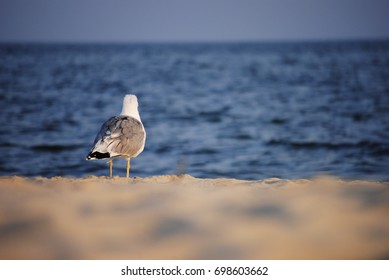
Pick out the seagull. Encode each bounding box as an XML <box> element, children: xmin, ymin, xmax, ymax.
<box><xmin>86</xmin><ymin>94</ymin><xmax>146</xmax><ymax>178</ymax></box>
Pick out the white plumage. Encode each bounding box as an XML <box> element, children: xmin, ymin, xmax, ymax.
<box><xmin>86</xmin><ymin>94</ymin><xmax>146</xmax><ymax>178</ymax></box>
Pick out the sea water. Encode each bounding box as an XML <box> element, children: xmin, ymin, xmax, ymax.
<box><xmin>0</xmin><ymin>41</ymin><xmax>388</xmax><ymax>180</ymax></box>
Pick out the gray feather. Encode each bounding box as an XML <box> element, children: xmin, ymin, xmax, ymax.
<box><xmin>90</xmin><ymin>115</ymin><xmax>145</xmax><ymax>158</ymax></box>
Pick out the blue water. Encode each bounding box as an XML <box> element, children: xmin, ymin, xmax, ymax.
<box><xmin>0</xmin><ymin>41</ymin><xmax>388</xmax><ymax>180</ymax></box>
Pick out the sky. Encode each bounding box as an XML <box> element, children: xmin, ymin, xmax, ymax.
<box><xmin>0</xmin><ymin>0</ymin><xmax>388</xmax><ymax>42</ymax></box>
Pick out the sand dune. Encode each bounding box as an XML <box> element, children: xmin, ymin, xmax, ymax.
<box><xmin>0</xmin><ymin>175</ymin><xmax>388</xmax><ymax>260</ymax></box>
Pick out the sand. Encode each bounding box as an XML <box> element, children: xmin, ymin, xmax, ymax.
<box><xmin>0</xmin><ymin>175</ymin><xmax>388</xmax><ymax>260</ymax></box>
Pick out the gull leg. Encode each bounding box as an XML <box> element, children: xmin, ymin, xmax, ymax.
<box><xmin>109</xmin><ymin>159</ymin><xmax>113</xmax><ymax>178</ymax></box>
<box><xmin>126</xmin><ymin>158</ymin><xmax>131</xmax><ymax>178</ymax></box>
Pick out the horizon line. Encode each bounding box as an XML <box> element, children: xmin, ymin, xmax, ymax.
<box><xmin>0</xmin><ymin>36</ymin><xmax>388</xmax><ymax>45</ymax></box>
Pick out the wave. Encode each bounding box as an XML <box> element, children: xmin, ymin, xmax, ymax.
<box><xmin>267</xmin><ymin>140</ymin><xmax>388</xmax><ymax>150</ymax></box>
<box><xmin>31</xmin><ymin>144</ymin><xmax>83</xmax><ymax>152</ymax></box>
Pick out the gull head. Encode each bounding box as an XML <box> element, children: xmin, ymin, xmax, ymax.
<box><xmin>121</xmin><ymin>94</ymin><xmax>141</xmax><ymax>120</ymax></box>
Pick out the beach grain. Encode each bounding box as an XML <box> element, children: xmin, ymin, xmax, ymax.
<box><xmin>0</xmin><ymin>175</ymin><xmax>388</xmax><ymax>260</ymax></box>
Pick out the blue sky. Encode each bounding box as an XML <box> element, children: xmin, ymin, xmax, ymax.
<box><xmin>0</xmin><ymin>0</ymin><xmax>388</xmax><ymax>42</ymax></box>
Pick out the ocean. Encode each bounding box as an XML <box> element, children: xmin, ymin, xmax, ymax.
<box><xmin>0</xmin><ymin>41</ymin><xmax>388</xmax><ymax>180</ymax></box>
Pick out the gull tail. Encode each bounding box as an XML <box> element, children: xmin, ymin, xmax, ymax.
<box><xmin>86</xmin><ymin>151</ymin><xmax>111</xmax><ymax>160</ymax></box>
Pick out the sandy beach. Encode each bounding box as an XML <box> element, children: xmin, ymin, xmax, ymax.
<box><xmin>0</xmin><ymin>175</ymin><xmax>388</xmax><ymax>260</ymax></box>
